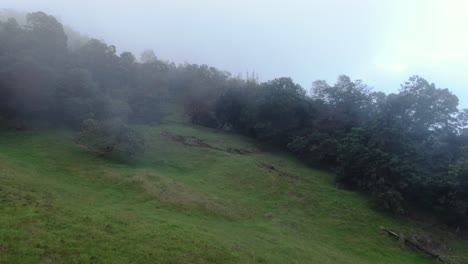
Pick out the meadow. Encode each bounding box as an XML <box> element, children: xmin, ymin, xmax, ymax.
<box><xmin>0</xmin><ymin>120</ymin><xmax>466</xmax><ymax>263</ymax></box>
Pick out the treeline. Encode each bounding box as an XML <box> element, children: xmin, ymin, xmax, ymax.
<box><xmin>0</xmin><ymin>12</ymin><xmax>230</xmax><ymax>160</ymax></box>
<box><xmin>0</xmin><ymin>11</ymin><xmax>167</xmax><ymax>127</ymax></box>
<box><xmin>200</xmin><ymin>76</ymin><xmax>468</xmax><ymax>227</ymax></box>
<box><xmin>0</xmin><ymin>12</ymin><xmax>467</xmax><ymax>226</ymax></box>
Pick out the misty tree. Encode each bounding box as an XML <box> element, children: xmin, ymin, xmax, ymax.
<box><xmin>248</xmin><ymin>77</ymin><xmax>310</xmax><ymax>144</ymax></box>
<box><xmin>76</xmin><ymin>119</ymin><xmax>145</xmax><ymax>161</ymax></box>
<box><xmin>385</xmin><ymin>76</ymin><xmax>459</xmax><ymax>138</ymax></box>
<box><xmin>25</xmin><ymin>11</ymin><xmax>68</xmax><ymax>68</ymax></box>
<box><xmin>311</xmin><ymin>75</ymin><xmax>374</xmax><ymax>131</ymax></box>
<box><xmin>176</xmin><ymin>64</ymin><xmax>231</xmax><ymax>127</ymax></box>
<box><xmin>55</xmin><ymin>68</ymin><xmax>101</xmax><ymax>126</ymax></box>
<box><xmin>140</xmin><ymin>49</ymin><xmax>157</xmax><ymax>64</ymax></box>
<box><xmin>215</xmin><ymin>81</ymin><xmax>253</xmax><ymax>131</ymax></box>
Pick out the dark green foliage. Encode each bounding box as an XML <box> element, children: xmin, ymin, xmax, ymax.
<box><xmin>249</xmin><ymin>78</ymin><xmax>311</xmax><ymax>144</ymax></box>
<box><xmin>311</xmin><ymin>76</ymin><xmax>375</xmax><ymax>131</ymax></box>
<box><xmin>215</xmin><ymin>77</ymin><xmax>313</xmax><ymax>145</ymax></box>
<box><xmin>75</xmin><ymin>119</ymin><xmax>145</xmax><ymax>161</ymax></box>
<box><xmin>212</xmin><ymin>74</ymin><xmax>468</xmax><ymax>226</ymax></box>
<box><xmin>287</xmin><ymin>131</ymin><xmax>339</xmax><ymax>166</ymax></box>
<box><xmin>336</xmin><ymin>126</ymin><xmax>418</xmax><ymax>214</ymax></box>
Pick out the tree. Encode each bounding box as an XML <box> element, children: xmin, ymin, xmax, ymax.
<box><xmin>140</xmin><ymin>49</ymin><xmax>157</xmax><ymax>64</ymax></box>
<box><xmin>336</xmin><ymin>124</ymin><xmax>420</xmax><ymax>214</ymax></box>
<box><xmin>249</xmin><ymin>77</ymin><xmax>311</xmax><ymax>144</ymax></box>
<box><xmin>433</xmin><ymin>146</ymin><xmax>468</xmax><ymax>224</ymax></box>
<box><xmin>176</xmin><ymin>64</ymin><xmax>230</xmax><ymax>127</ymax></box>
<box><xmin>311</xmin><ymin>75</ymin><xmax>374</xmax><ymax>131</ymax></box>
<box><xmin>55</xmin><ymin>68</ymin><xmax>101</xmax><ymax>126</ymax></box>
<box><xmin>25</xmin><ymin>11</ymin><xmax>68</xmax><ymax>69</ymax></box>
<box><xmin>215</xmin><ymin>81</ymin><xmax>253</xmax><ymax>131</ymax></box>
<box><xmin>385</xmin><ymin>76</ymin><xmax>459</xmax><ymax>138</ymax></box>
<box><xmin>75</xmin><ymin>119</ymin><xmax>145</xmax><ymax>161</ymax></box>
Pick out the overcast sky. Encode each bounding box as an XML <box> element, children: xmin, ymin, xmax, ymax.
<box><xmin>3</xmin><ymin>0</ymin><xmax>468</xmax><ymax>107</ymax></box>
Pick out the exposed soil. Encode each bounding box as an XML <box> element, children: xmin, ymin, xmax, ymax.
<box><xmin>161</xmin><ymin>130</ymin><xmax>258</xmax><ymax>155</ymax></box>
<box><xmin>256</xmin><ymin>162</ymin><xmax>301</xmax><ymax>184</ymax></box>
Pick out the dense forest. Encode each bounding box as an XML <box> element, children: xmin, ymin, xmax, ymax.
<box><xmin>1</xmin><ymin>11</ymin><xmax>467</xmax><ymax>229</ymax></box>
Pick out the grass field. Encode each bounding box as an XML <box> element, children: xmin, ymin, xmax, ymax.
<box><xmin>0</xmin><ymin>119</ymin><xmax>467</xmax><ymax>263</ymax></box>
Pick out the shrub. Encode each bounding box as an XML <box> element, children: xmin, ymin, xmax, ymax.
<box><xmin>75</xmin><ymin>119</ymin><xmax>145</xmax><ymax>161</ymax></box>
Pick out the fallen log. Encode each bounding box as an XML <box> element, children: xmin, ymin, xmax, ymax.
<box><xmin>383</xmin><ymin>229</ymin><xmax>449</xmax><ymax>263</ymax></box>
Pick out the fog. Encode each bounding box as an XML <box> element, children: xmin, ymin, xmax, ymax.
<box><xmin>3</xmin><ymin>0</ymin><xmax>468</xmax><ymax>106</ymax></box>
<box><xmin>1</xmin><ymin>1</ymin><xmax>468</xmax><ymax>257</ymax></box>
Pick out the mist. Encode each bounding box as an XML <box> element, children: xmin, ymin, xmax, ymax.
<box><xmin>2</xmin><ymin>2</ymin><xmax>468</xmax><ymax>262</ymax></box>
<box><xmin>3</xmin><ymin>0</ymin><xmax>468</xmax><ymax>107</ymax></box>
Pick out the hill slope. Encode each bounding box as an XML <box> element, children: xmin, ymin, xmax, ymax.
<box><xmin>0</xmin><ymin>122</ymin><xmax>466</xmax><ymax>263</ymax></box>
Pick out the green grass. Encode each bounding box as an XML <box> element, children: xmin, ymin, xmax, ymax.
<box><xmin>0</xmin><ymin>121</ymin><xmax>467</xmax><ymax>263</ymax></box>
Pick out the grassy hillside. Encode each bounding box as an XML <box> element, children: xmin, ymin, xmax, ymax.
<box><xmin>0</xmin><ymin>120</ymin><xmax>467</xmax><ymax>263</ymax></box>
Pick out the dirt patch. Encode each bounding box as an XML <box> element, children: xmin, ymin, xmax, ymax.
<box><xmin>256</xmin><ymin>162</ymin><xmax>301</xmax><ymax>184</ymax></box>
<box><xmin>225</xmin><ymin>147</ymin><xmax>255</xmax><ymax>155</ymax></box>
<box><xmin>161</xmin><ymin>130</ymin><xmax>258</xmax><ymax>155</ymax></box>
<box><xmin>161</xmin><ymin>130</ymin><xmax>216</xmax><ymax>149</ymax></box>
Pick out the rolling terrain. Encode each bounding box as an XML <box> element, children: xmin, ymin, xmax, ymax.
<box><xmin>0</xmin><ymin>118</ymin><xmax>467</xmax><ymax>263</ymax></box>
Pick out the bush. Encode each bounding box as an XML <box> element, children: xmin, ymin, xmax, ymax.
<box><xmin>75</xmin><ymin>119</ymin><xmax>145</xmax><ymax>161</ymax></box>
